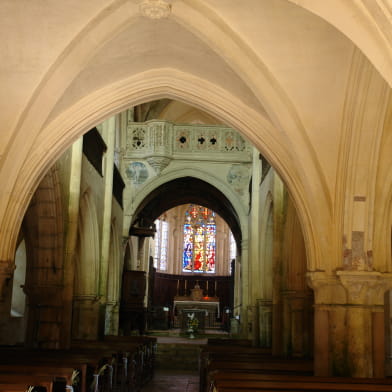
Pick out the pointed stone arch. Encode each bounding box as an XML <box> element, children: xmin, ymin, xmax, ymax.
<box><xmin>0</xmin><ymin>0</ymin><xmax>340</xmax><ymax>278</ymax></box>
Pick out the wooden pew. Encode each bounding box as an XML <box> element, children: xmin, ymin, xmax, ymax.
<box><xmin>206</xmin><ymin>338</ymin><xmax>254</xmax><ymax>347</ymax></box>
<box><xmin>211</xmin><ymin>379</ymin><xmax>392</xmax><ymax>391</ymax></box>
<box><xmin>71</xmin><ymin>335</ymin><xmax>157</xmax><ymax>391</ymax></box>
<box><xmin>0</xmin><ymin>335</ymin><xmax>156</xmax><ymax>392</ymax></box>
<box><xmin>0</xmin><ymin>374</ymin><xmax>66</xmax><ymax>392</ymax></box>
<box><xmin>204</xmin><ymin>358</ymin><xmax>313</xmax><ymax>390</ymax></box>
<box><xmin>0</xmin><ymin>349</ymin><xmax>97</xmax><ymax>392</ymax></box>
<box><xmin>208</xmin><ymin>372</ymin><xmax>392</xmax><ymax>392</ymax></box>
<box><xmin>103</xmin><ymin>335</ymin><xmax>157</xmax><ymax>383</ymax></box>
<box><xmin>199</xmin><ymin>343</ymin><xmax>312</xmax><ymax>392</ymax></box>
<box><xmin>70</xmin><ymin>341</ymin><xmax>142</xmax><ymax>392</ymax></box>
<box><xmin>0</xmin><ymin>383</ymin><xmax>51</xmax><ymax>392</ymax></box>
<box><xmin>0</xmin><ymin>365</ymin><xmax>74</xmax><ymax>385</ymax></box>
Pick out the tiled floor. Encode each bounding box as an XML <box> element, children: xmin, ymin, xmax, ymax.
<box><xmin>140</xmin><ymin>369</ymin><xmax>199</xmax><ymax>392</ymax></box>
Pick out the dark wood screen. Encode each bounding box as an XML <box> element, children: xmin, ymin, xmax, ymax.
<box><xmin>152</xmin><ymin>273</ymin><xmax>233</xmax><ymax>316</ymax></box>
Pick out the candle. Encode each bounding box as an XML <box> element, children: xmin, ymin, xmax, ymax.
<box><xmin>177</xmin><ymin>279</ymin><xmax>179</xmax><ymax>289</ymax></box>
<box><xmin>185</xmin><ymin>280</ymin><xmax>187</xmax><ymax>290</ymax></box>
<box><xmin>215</xmin><ymin>280</ymin><xmax>217</xmax><ymax>294</ymax></box>
<box><xmin>206</xmin><ymin>280</ymin><xmax>209</xmax><ymax>291</ymax></box>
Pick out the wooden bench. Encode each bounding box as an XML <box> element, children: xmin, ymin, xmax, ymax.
<box><xmin>208</xmin><ymin>372</ymin><xmax>392</xmax><ymax>392</ymax></box>
<box><xmin>211</xmin><ymin>379</ymin><xmax>392</xmax><ymax>391</ymax></box>
<box><xmin>199</xmin><ymin>343</ymin><xmax>312</xmax><ymax>392</ymax></box>
<box><xmin>71</xmin><ymin>335</ymin><xmax>157</xmax><ymax>390</ymax></box>
<box><xmin>0</xmin><ymin>374</ymin><xmax>66</xmax><ymax>392</ymax></box>
<box><xmin>0</xmin><ymin>349</ymin><xmax>108</xmax><ymax>392</ymax></box>
<box><xmin>206</xmin><ymin>338</ymin><xmax>254</xmax><ymax>347</ymax></box>
<box><xmin>0</xmin><ymin>383</ymin><xmax>52</xmax><ymax>392</ymax></box>
<box><xmin>0</xmin><ymin>336</ymin><xmax>156</xmax><ymax>392</ymax></box>
<box><xmin>70</xmin><ymin>341</ymin><xmax>142</xmax><ymax>392</ymax></box>
<box><xmin>103</xmin><ymin>335</ymin><xmax>157</xmax><ymax>383</ymax></box>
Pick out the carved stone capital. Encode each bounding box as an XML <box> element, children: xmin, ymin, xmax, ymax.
<box><xmin>307</xmin><ymin>270</ymin><xmax>392</xmax><ymax>306</ymax></box>
<box><xmin>306</xmin><ymin>271</ymin><xmax>346</xmax><ymax>305</ymax></box>
<box><xmin>337</xmin><ymin>270</ymin><xmax>392</xmax><ymax>305</ymax></box>
<box><xmin>140</xmin><ymin>0</ymin><xmax>172</xmax><ymax>19</ymax></box>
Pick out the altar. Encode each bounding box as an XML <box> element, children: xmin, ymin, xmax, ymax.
<box><xmin>173</xmin><ymin>299</ymin><xmax>220</xmax><ymax>315</ymax></box>
<box><xmin>174</xmin><ymin>300</ymin><xmax>220</xmax><ymax>331</ymax></box>
<box><xmin>173</xmin><ymin>283</ymin><xmax>220</xmax><ymax>330</ymax></box>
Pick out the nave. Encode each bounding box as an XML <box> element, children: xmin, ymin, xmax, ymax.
<box><xmin>2</xmin><ymin>0</ymin><xmax>392</xmax><ymax>383</ymax></box>
<box><xmin>3</xmin><ymin>331</ymin><xmax>392</xmax><ymax>392</ymax></box>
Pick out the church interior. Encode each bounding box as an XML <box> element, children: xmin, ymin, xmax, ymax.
<box><xmin>1</xmin><ymin>0</ymin><xmax>392</xmax><ymax>390</ymax></box>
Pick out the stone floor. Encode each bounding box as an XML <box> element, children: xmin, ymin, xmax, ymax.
<box><xmin>140</xmin><ymin>369</ymin><xmax>199</xmax><ymax>392</ymax></box>
<box><xmin>138</xmin><ymin>329</ymin><xmax>230</xmax><ymax>391</ymax></box>
<box><xmin>139</xmin><ymin>332</ymin><xmax>226</xmax><ymax>391</ymax></box>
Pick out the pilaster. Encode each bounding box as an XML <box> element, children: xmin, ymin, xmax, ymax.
<box><xmin>239</xmin><ymin>238</ymin><xmax>249</xmax><ymax>338</ymax></box>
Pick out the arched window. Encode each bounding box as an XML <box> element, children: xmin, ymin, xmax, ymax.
<box><xmin>154</xmin><ymin>217</ymin><xmax>168</xmax><ymax>271</ymax></box>
<box><xmin>229</xmin><ymin>232</ymin><xmax>236</xmax><ymax>274</ymax></box>
<box><xmin>182</xmin><ymin>204</ymin><xmax>216</xmax><ymax>273</ymax></box>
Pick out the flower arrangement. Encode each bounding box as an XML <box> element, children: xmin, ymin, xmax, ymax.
<box><xmin>186</xmin><ymin>312</ymin><xmax>199</xmax><ymax>339</ymax></box>
<box><xmin>187</xmin><ymin>317</ymin><xmax>199</xmax><ymax>331</ymax></box>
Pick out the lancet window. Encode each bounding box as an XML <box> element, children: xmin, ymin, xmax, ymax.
<box><xmin>182</xmin><ymin>204</ymin><xmax>216</xmax><ymax>273</ymax></box>
<box><xmin>229</xmin><ymin>232</ymin><xmax>236</xmax><ymax>274</ymax></box>
<box><xmin>154</xmin><ymin>217</ymin><xmax>168</xmax><ymax>271</ymax></box>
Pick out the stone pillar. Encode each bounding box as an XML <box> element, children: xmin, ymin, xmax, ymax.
<box><xmin>240</xmin><ymin>239</ymin><xmax>249</xmax><ymax>338</ymax></box>
<box><xmin>72</xmin><ymin>296</ymin><xmax>101</xmax><ymax>340</ymax></box>
<box><xmin>248</xmin><ymin>148</ymin><xmax>262</xmax><ymax>344</ymax></box>
<box><xmin>0</xmin><ymin>262</ymin><xmax>14</xmax><ymax>303</ymax></box>
<box><xmin>105</xmin><ymin>301</ymin><xmax>119</xmax><ymax>336</ymax></box>
<box><xmin>62</xmin><ymin>137</ymin><xmax>83</xmax><ymax>348</ymax></box>
<box><xmin>100</xmin><ymin>117</ymin><xmax>116</xmax><ymax>296</ymax></box>
<box><xmin>258</xmin><ymin>299</ymin><xmax>272</xmax><ymax>348</ymax></box>
<box><xmin>99</xmin><ymin>117</ymin><xmax>116</xmax><ymax>337</ymax></box>
<box><xmin>24</xmin><ymin>286</ymin><xmax>64</xmax><ymax>348</ymax></box>
<box><xmin>281</xmin><ymin>290</ymin><xmax>313</xmax><ymax>357</ymax></box>
<box><xmin>0</xmin><ymin>262</ymin><xmax>15</xmax><ymax>343</ymax></box>
<box><xmin>247</xmin><ymin>304</ymin><xmax>259</xmax><ymax>346</ymax></box>
<box><xmin>308</xmin><ymin>271</ymin><xmax>392</xmax><ymax>377</ymax></box>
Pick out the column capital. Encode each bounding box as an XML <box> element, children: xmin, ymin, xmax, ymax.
<box><xmin>336</xmin><ymin>270</ymin><xmax>392</xmax><ymax>305</ymax></box>
<box><xmin>307</xmin><ymin>270</ymin><xmax>392</xmax><ymax>306</ymax></box>
<box><xmin>306</xmin><ymin>271</ymin><xmax>346</xmax><ymax>304</ymax></box>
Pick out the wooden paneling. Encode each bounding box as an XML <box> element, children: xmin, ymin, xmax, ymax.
<box><xmin>152</xmin><ymin>273</ymin><xmax>233</xmax><ymax>317</ymax></box>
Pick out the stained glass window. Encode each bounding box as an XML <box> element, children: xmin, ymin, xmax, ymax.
<box><xmin>182</xmin><ymin>205</ymin><xmax>216</xmax><ymax>273</ymax></box>
<box><xmin>229</xmin><ymin>232</ymin><xmax>236</xmax><ymax>274</ymax></box>
<box><xmin>154</xmin><ymin>217</ymin><xmax>168</xmax><ymax>271</ymax></box>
